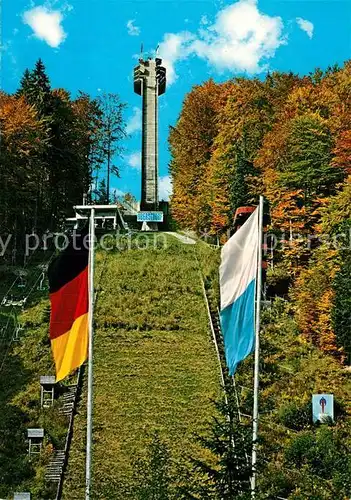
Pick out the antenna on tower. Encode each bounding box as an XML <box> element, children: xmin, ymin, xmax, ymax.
<box><xmin>155</xmin><ymin>44</ymin><xmax>160</xmax><ymax>55</ymax></box>
<box><xmin>140</xmin><ymin>42</ymin><xmax>144</xmax><ymax>59</ymax></box>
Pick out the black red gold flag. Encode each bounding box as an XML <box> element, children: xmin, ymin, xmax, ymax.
<box><xmin>48</xmin><ymin>228</ymin><xmax>89</xmax><ymax>382</ymax></box>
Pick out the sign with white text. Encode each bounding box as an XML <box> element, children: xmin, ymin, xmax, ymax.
<box><xmin>137</xmin><ymin>211</ymin><xmax>164</xmax><ymax>222</ymax></box>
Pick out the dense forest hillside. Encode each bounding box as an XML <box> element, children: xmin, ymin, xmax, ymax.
<box><xmin>168</xmin><ymin>62</ymin><xmax>351</xmax><ymax>498</ymax></box>
<box><xmin>0</xmin><ymin>60</ymin><xmax>125</xmax><ymax>253</ymax></box>
<box><xmin>170</xmin><ymin>61</ymin><xmax>351</xmax><ymax>362</ymax></box>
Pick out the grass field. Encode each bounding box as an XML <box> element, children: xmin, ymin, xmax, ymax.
<box><xmin>63</xmin><ymin>235</ymin><xmax>221</xmax><ymax>498</ymax></box>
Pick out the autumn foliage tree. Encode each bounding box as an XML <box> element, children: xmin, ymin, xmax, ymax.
<box><xmin>0</xmin><ymin>60</ymin><xmax>125</xmax><ymax>257</ymax></box>
<box><xmin>169</xmin><ymin>61</ymin><xmax>351</xmax><ymax>357</ymax></box>
<box><xmin>169</xmin><ymin>79</ymin><xmax>235</xmax><ymax>232</ymax></box>
<box><xmin>294</xmin><ymin>179</ymin><xmax>351</xmax><ymax>356</ymax></box>
<box><xmin>0</xmin><ymin>93</ymin><xmax>47</xmax><ymax>237</ymax></box>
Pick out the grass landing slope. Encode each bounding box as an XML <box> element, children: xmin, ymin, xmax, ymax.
<box><xmin>63</xmin><ymin>235</ymin><xmax>221</xmax><ymax>498</ymax></box>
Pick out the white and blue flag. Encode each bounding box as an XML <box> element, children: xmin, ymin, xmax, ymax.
<box><xmin>219</xmin><ymin>208</ymin><xmax>259</xmax><ymax>375</ymax></box>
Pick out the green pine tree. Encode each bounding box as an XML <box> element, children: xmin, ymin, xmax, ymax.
<box><xmin>229</xmin><ymin>128</ymin><xmax>258</xmax><ymax>215</ymax></box>
<box><xmin>230</xmin><ymin>147</ymin><xmax>256</xmax><ymax>214</ymax></box>
<box><xmin>17</xmin><ymin>59</ymin><xmax>51</xmax><ymax>114</ymax></box>
<box><xmin>33</xmin><ymin>59</ymin><xmax>51</xmax><ymax>92</ymax></box>
<box><xmin>187</xmin><ymin>395</ymin><xmax>252</xmax><ymax>499</ymax></box>
<box><xmin>17</xmin><ymin>68</ymin><xmax>34</xmax><ymax>96</ymax></box>
<box><xmin>131</xmin><ymin>432</ymin><xmax>175</xmax><ymax>500</ymax></box>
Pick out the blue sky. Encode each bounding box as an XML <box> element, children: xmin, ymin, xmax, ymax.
<box><xmin>2</xmin><ymin>0</ymin><xmax>351</xmax><ymax>201</ymax></box>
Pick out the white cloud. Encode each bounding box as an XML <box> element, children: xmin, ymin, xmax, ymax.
<box><xmin>127</xmin><ymin>19</ymin><xmax>140</xmax><ymax>36</ymax></box>
<box><xmin>296</xmin><ymin>17</ymin><xmax>314</xmax><ymax>39</ymax></box>
<box><xmin>127</xmin><ymin>151</ymin><xmax>141</xmax><ymax>170</ymax></box>
<box><xmin>159</xmin><ymin>175</ymin><xmax>172</xmax><ymax>201</ymax></box>
<box><xmin>158</xmin><ymin>32</ymin><xmax>195</xmax><ymax>85</ymax></box>
<box><xmin>22</xmin><ymin>6</ymin><xmax>67</xmax><ymax>47</ymax></box>
<box><xmin>126</xmin><ymin>107</ymin><xmax>142</xmax><ymax>135</ymax></box>
<box><xmin>158</xmin><ymin>0</ymin><xmax>286</xmax><ymax>85</ymax></box>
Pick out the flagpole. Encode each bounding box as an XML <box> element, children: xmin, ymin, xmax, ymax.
<box><xmin>85</xmin><ymin>207</ymin><xmax>95</xmax><ymax>500</ymax></box>
<box><xmin>251</xmin><ymin>196</ymin><xmax>264</xmax><ymax>498</ymax></box>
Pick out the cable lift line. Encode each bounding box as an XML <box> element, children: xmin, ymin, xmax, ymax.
<box><xmin>16</xmin><ymin>270</ymin><xmax>28</xmax><ymax>289</ymax></box>
<box><xmin>0</xmin><ymin>250</ymin><xmax>56</xmax><ymax>374</ymax></box>
<box><xmin>0</xmin><ymin>241</ymin><xmax>53</xmax><ymax>305</ymax></box>
<box><xmin>13</xmin><ymin>324</ymin><xmax>24</xmax><ymax>342</ymax></box>
<box><xmin>0</xmin><ymin>313</ymin><xmax>14</xmax><ymax>342</ymax></box>
<box><xmin>37</xmin><ymin>272</ymin><xmax>47</xmax><ymax>291</ymax></box>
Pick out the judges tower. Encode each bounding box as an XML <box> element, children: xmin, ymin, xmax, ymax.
<box><xmin>134</xmin><ymin>56</ymin><xmax>166</xmax><ymax>213</ymax></box>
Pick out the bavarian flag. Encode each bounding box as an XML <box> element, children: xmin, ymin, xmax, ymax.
<box><xmin>48</xmin><ymin>227</ymin><xmax>89</xmax><ymax>382</ymax></box>
<box><xmin>219</xmin><ymin>207</ymin><xmax>259</xmax><ymax>375</ymax></box>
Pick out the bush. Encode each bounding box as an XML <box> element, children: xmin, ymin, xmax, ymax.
<box><xmin>284</xmin><ymin>432</ymin><xmax>315</xmax><ymax>467</ymax></box>
<box><xmin>284</xmin><ymin>426</ymin><xmax>351</xmax><ymax>485</ymax></box>
<box><xmin>278</xmin><ymin>401</ymin><xmax>312</xmax><ymax>431</ymax></box>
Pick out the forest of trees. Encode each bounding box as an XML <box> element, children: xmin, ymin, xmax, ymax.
<box><xmin>0</xmin><ymin>59</ymin><xmax>126</xmax><ymax>253</ymax></box>
<box><xmin>169</xmin><ymin>60</ymin><xmax>351</xmax><ymax>362</ymax></box>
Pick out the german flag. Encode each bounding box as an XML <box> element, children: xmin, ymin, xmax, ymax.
<box><xmin>48</xmin><ymin>228</ymin><xmax>89</xmax><ymax>382</ymax></box>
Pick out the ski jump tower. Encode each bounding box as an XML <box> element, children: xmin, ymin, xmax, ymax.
<box><xmin>134</xmin><ymin>56</ymin><xmax>166</xmax><ymax>228</ymax></box>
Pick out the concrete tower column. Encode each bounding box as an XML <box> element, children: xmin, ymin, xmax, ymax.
<box><xmin>134</xmin><ymin>57</ymin><xmax>166</xmax><ymax>213</ymax></box>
